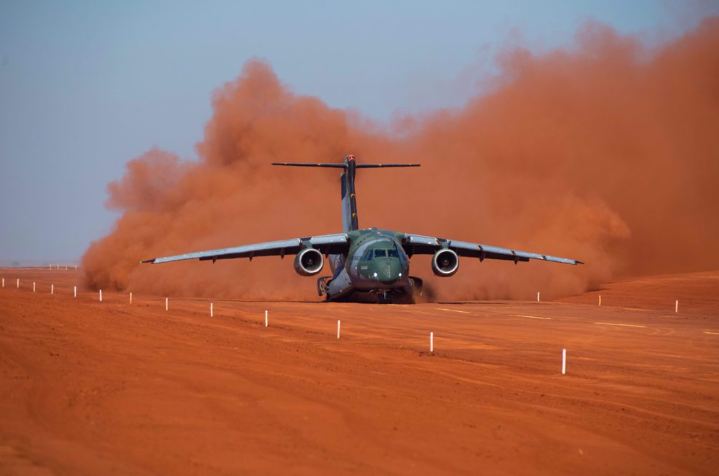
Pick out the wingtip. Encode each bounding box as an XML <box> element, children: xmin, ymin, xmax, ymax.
<box><xmin>576</xmin><ymin>260</ymin><xmax>585</xmax><ymax>265</ymax></box>
<box><xmin>140</xmin><ymin>258</ymin><xmax>155</xmax><ymax>264</ymax></box>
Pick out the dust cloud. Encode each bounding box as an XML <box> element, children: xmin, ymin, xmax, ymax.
<box><xmin>82</xmin><ymin>18</ymin><xmax>719</xmax><ymax>301</ymax></box>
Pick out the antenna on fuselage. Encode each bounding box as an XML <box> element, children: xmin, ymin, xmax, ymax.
<box><xmin>272</xmin><ymin>155</ymin><xmax>420</xmax><ymax>232</ymax></box>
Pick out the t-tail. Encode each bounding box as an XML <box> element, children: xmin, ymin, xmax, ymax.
<box><xmin>272</xmin><ymin>155</ymin><xmax>420</xmax><ymax>232</ymax></box>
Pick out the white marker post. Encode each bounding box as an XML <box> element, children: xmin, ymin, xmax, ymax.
<box><xmin>562</xmin><ymin>348</ymin><xmax>567</xmax><ymax>375</ymax></box>
<box><xmin>337</xmin><ymin>320</ymin><xmax>341</xmax><ymax>339</ymax></box>
<box><xmin>74</xmin><ymin>286</ymin><xmax>77</xmax><ymax>298</ymax></box>
<box><xmin>599</xmin><ymin>295</ymin><xmax>602</xmax><ymax>307</ymax></box>
<box><xmin>16</xmin><ymin>278</ymin><xmax>19</xmax><ymax>288</ymax></box>
<box><xmin>430</xmin><ymin>331</ymin><xmax>434</xmax><ymax>353</ymax></box>
<box><xmin>537</xmin><ymin>291</ymin><xmax>540</xmax><ymax>302</ymax></box>
<box><xmin>675</xmin><ymin>300</ymin><xmax>679</xmax><ymax>314</ymax></box>
<box><xmin>1</xmin><ymin>278</ymin><xmax>4</xmax><ymax>287</ymax></box>
<box><xmin>129</xmin><ymin>292</ymin><xmax>132</xmax><ymax>304</ymax></box>
<box><xmin>265</xmin><ymin>309</ymin><xmax>268</xmax><ymax>327</ymax></box>
<box><xmin>210</xmin><ymin>302</ymin><xmax>214</xmax><ymax>317</ymax></box>
<box><xmin>99</xmin><ymin>289</ymin><xmax>103</xmax><ymax>302</ymax></box>
<box><xmin>51</xmin><ymin>284</ymin><xmax>54</xmax><ymax>295</ymax></box>
<box><xmin>33</xmin><ymin>282</ymin><xmax>36</xmax><ymax>292</ymax></box>
<box><xmin>165</xmin><ymin>297</ymin><xmax>169</xmax><ymax>311</ymax></box>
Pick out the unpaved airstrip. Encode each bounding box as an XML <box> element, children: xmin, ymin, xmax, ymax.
<box><xmin>1</xmin><ymin>269</ymin><xmax>718</xmax><ymax>475</ymax></box>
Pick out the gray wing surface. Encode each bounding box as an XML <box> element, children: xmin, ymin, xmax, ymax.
<box><xmin>402</xmin><ymin>233</ymin><xmax>582</xmax><ymax>265</ymax></box>
<box><xmin>142</xmin><ymin>233</ymin><xmax>348</xmax><ymax>265</ymax></box>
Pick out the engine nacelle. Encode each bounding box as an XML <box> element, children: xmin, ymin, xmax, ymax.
<box><xmin>294</xmin><ymin>248</ymin><xmax>324</xmax><ymax>276</ymax></box>
<box><xmin>432</xmin><ymin>249</ymin><xmax>459</xmax><ymax>277</ymax></box>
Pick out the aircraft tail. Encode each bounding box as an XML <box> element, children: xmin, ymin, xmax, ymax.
<box><xmin>272</xmin><ymin>155</ymin><xmax>420</xmax><ymax>232</ymax></box>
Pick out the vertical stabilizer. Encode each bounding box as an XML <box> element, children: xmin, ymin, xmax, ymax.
<box><xmin>272</xmin><ymin>155</ymin><xmax>419</xmax><ymax>233</ymax></box>
<box><xmin>341</xmin><ymin>155</ymin><xmax>359</xmax><ymax>232</ymax></box>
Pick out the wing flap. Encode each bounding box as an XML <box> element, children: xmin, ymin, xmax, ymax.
<box><xmin>309</xmin><ymin>233</ymin><xmax>349</xmax><ymax>246</ymax></box>
<box><xmin>405</xmin><ymin>234</ymin><xmax>439</xmax><ymax>246</ymax></box>
<box><xmin>448</xmin><ymin>240</ymin><xmax>529</xmax><ymax>262</ymax></box>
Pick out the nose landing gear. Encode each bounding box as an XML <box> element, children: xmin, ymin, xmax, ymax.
<box><xmin>377</xmin><ymin>291</ymin><xmax>392</xmax><ymax>304</ymax></box>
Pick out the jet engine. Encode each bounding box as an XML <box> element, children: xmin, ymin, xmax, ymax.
<box><xmin>432</xmin><ymin>249</ymin><xmax>459</xmax><ymax>277</ymax></box>
<box><xmin>294</xmin><ymin>248</ymin><xmax>324</xmax><ymax>276</ymax></box>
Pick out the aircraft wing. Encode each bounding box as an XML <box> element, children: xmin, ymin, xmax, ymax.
<box><xmin>141</xmin><ymin>233</ymin><xmax>349</xmax><ymax>264</ymax></box>
<box><xmin>402</xmin><ymin>233</ymin><xmax>582</xmax><ymax>265</ymax></box>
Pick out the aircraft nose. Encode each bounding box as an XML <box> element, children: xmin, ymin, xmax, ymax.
<box><xmin>377</xmin><ymin>260</ymin><xmax>403</xmax><ymax>285</ymax></box>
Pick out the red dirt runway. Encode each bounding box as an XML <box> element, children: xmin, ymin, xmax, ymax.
<box><xmin>1</xmin><ymin>269</ymin><xmax>718</xmax><ymax>475</ymax></box>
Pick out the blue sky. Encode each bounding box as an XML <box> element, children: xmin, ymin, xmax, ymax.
<box><xmin>0</xmin><ymin>0</ymin><xmax>716</xmax><ymax>263</ymax></box>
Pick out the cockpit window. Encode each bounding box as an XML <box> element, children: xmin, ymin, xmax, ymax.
<box><xmin>387</xmin><ymin>249</ymin><xmax>399</xmax><ymax>258</ymax></box>
<box><xmin>374</xmin><ymin>249</ymin><xmax>387</xmax><ymax>258</ymax></box>
<box><xmin>362</xmin><ymin>249</ymin><xmax>373</xmax><ymax>261</ymax></box>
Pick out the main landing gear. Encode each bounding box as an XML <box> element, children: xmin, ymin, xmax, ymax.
<box><xmin>317</xmin><ymin>276</ymin><xmax>332</xmax><ymax>298</ymax></box>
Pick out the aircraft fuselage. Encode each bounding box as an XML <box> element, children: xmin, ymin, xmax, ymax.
<box><xmin>323</xmin><ymin>228</ymin><xmax>416</xmax><ymax>302</ymax></box>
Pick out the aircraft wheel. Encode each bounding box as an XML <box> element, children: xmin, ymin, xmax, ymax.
<box><xmin>317</xmin><ymin>276</ymin><xmax>331</xmax><ymax>297</ymax></box>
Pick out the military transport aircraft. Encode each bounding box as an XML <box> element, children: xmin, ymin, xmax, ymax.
<box><xmin>142</xmin><ymin>155</ymin><xmax>582</xmax><ymax>303</ymax></box>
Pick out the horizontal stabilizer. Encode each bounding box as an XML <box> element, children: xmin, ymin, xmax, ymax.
<box><xmin>272</xmin><ymin>162</ymin><xmax>420</xmax><ymax>169</ymax></box>
<box><xmin>272</xmin><ymin>162</ymin><xmax>346</xmax><ymax>168</ymax></box>
<box><xmin>356</xmin><ymin>163</ymin><xmax>420</xmax><ymax>168</ymax></box>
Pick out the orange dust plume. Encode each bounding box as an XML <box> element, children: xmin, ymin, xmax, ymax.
<box><xmin>82</xmin><ymin>18</ymin><xmax>719</xmax><ymax>301</ymax></box>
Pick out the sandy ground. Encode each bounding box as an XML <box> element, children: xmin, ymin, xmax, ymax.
<box><xmin>0</xmin><ymin>269</ymin><xmax>718</xmax><ymax>475</ymax></box>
